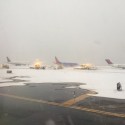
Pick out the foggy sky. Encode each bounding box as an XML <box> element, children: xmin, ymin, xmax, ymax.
<box><xmin>0</xmin><ymin>0</ymin><xmax>125</xmax><ymax>65</ymax></box>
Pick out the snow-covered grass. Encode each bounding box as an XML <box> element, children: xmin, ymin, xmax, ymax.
<box><xmin>0</xmin><ymin>68</ymin><xmax>125</xmax><ymax>99</ymax></box>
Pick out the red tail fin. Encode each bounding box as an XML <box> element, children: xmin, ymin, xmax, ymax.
<box><xmin>55</xmin><ymin>57</ymin><xmax>61</xmax><ymax>64</ymax></box>
<box><xmin>105</xmin><ymin>59</ymin><xmax>113</xmax><ymax>64</ymax></box>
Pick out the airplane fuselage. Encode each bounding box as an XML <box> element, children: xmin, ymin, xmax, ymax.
<box><xmin>110</xmin><ymin>64</ymin><xmax>125</xmax><ymax>69</ymax></box>
<box><xmin>60</xmin><ymin>62</ymin><xmax>78</xmax><ymax>67</ymax></box>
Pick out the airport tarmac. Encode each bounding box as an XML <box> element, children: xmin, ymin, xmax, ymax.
<box><xmin>0</xmin><ymin>83</ymin><xmax>125</xmax><ymax>125</ymax></box>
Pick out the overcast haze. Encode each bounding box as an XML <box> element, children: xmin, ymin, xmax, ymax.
<box><xmin>0</xmin><ymin>0</ymin><xmax>125</xmax><ymax>65</ymax></box>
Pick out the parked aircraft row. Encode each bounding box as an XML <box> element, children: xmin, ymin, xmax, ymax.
<box><xmin>5</xmin><ymin>56</ymin><xmax>96</xmax><ymax>70</ymax></box>
<box><xmin>1</xmin><ymin>57</ymin><xmax>124</xmax><ymax>70</ymax></box>
<box><xmin>56</xmin><ymin>58</ymin><xmax>125</xmax><ymax>70</ymax></box>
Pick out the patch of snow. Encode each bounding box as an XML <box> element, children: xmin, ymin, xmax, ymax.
<box><xmin>0</xmin><ymin>68</ymin><xmax>125</xmax><ymax>99</ymax></box>
<box><xmin>65</xmin><ymin>86</ymin><xmax>78</xmax><ymax>89</ymax></box>
<box><xmin>0</xmin><ymin>82</ymin><xmax>25</xmax><ymax>87</ymax></box>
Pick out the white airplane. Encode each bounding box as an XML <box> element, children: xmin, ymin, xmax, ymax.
<box><xmin>55</xmin><ymin>56</ymin><xmax>78</xmax><ymax>67</ymax></box>
<box><xmin>6</xmin><ymin>57</ymin><xmax>29</xmax><ymax>66</ymax></box>
<box><xmin>105</xmin><ymin>59</ymin><xmax>125</xmax><ymax>69</ymax></box>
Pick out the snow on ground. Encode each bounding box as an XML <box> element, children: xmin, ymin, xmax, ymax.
<box><xmin>0</xmin><ymin>68</ymin><xmax>125</xmax><ymax>99</ymax></box>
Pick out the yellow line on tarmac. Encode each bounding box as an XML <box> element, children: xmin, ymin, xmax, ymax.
<box><xmin>0</xmin><ymin>93</ymin><xmax>59</xmax><ymax>106</ymax></box>
<box><xmin>72</xmin><ymin>106</ymin><xmax>125</xmax><ymax>118</ymax></box>
<box><xmin>62</xmin><ymin>91</ymin><xmax>96</xmax><ymax>106</ymax></box>
<box><xmin>0</xmin><ymin>93</ymin><xmax>125</xmax><ymax>118</ymax></box>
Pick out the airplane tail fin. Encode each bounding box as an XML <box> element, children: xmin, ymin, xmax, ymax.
<box><xmin>6</xmin><ymin>57</ymin><xmax>11</xmax><ymax>62</ymax></box>
<box><xmin>105</xmin><ymin>59</ymin><xmax>113</xmax><ymax>64</ymax></box>
<box><xmin>55</xmin><ymin>56</ymin><xmax>61</xmax><ymax>64</ymax></box>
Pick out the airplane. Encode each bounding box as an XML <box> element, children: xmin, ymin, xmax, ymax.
<box><xmin>55</xmin><ymin>56</ymin><xmax>78</xmax><ymax>67</ymax></box>
<box><xmin>105</xmin><ymin>59</ymin><xmax>125</xmax><ymax>69</ymax></box>
<box><xmin>6</xmin><ymin>57</ymin><xmax>29</xmax><ymax>66</ymax></box>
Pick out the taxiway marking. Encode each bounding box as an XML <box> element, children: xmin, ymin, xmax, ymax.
<box><xmin>0</xmin><ymin>93</ymin><xmax>125</xmax><ymax>118</ymax></box>
<box><xmin>62</xmin><ymin>91</ymin><xmax>96</xmax><ymax>106</ymax></box>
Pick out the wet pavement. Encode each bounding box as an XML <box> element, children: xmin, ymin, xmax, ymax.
<box><xmin>0</xmin><ymin>83</ymin><xmax>125</xmax><ymax>125</ymax></box>
<box><xmin>76</xmin><ymin>96</ymin><xmax>125</xmax><ymax>114</ymax></box>
<box><xmin>0</xmin><ymin>83</ymin><xmax>87</xmax><ymax>103</ymax></box>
